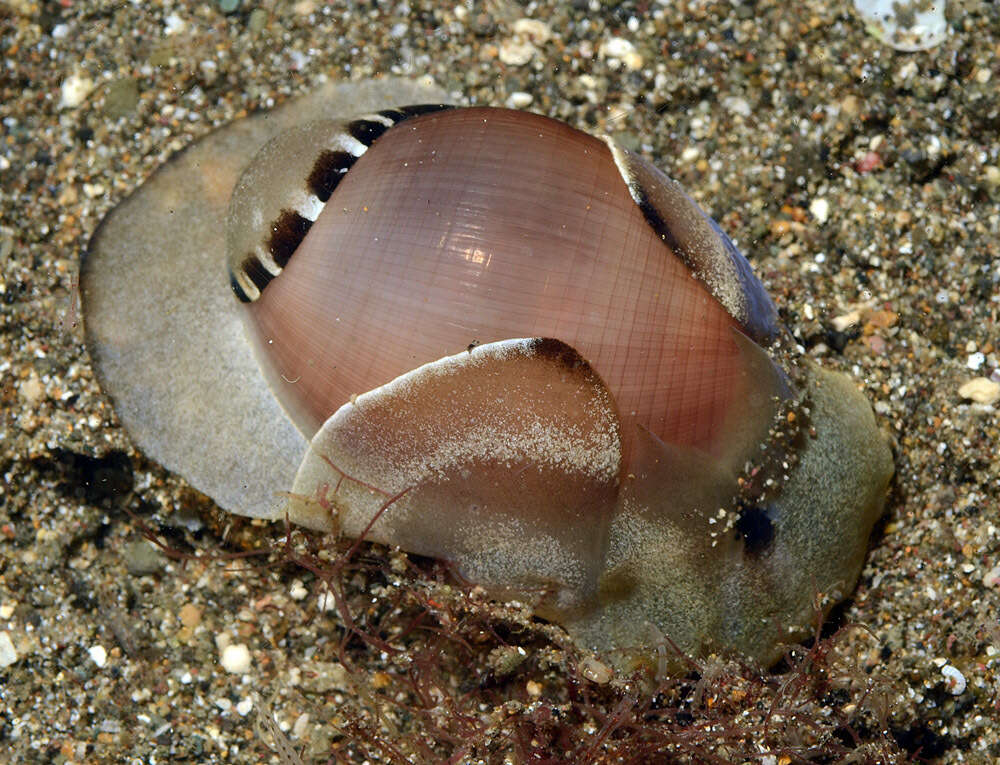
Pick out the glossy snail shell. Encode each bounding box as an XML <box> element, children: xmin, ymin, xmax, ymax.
<box><xmin>82</xmin><ymin>82</ymin><xmax>893</xmax><ymax>667</ymax></box>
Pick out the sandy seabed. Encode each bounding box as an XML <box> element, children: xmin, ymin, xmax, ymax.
<box><xmin>1</xmin><ymin>0</ymin><xmax>998</xmax><ymax>762</ymax></box>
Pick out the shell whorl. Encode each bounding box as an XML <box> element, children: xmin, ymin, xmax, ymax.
<box><xmin>227</xmin><ymin>104</ymin><xmax>453</xmax><ymax>303</ymax></box>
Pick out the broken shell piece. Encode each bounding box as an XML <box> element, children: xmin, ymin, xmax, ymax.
<box><xmin>958</xmin><ymin>377</ymin><xmax>1000</xmax><ymax>404</ymax></box>
<box><xmin>853</xmin><ymin>0</ymin><xmax>948</xmax><ymax>52</ymax></box>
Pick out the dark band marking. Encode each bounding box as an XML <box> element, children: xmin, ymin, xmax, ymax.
<box><xmin>735</xmin><ymin>501</ymin><xmax>775</xmax><ymax>556</ymax></box>
<box><xmin>307</xmin><ymin>149</ymin><xmax>356</xmax><ymax>202</ymax></box>
<box><xmin>230</xmin><ymin>273</ymin><xmax>252</xmax><ymax>303</ymax></box>
<box><xmin>267</xmin><ymin>210</ymin><xmax>313</xmax><ymax>268</ymax></box>
<box><xmin>376</xmin><ymin>108</ymin><xmax>410</xmax><ymax>122</ymax></box>
<box><xmin>631</xmin><ymin>189</ymin><xmax>684</xmax><ymax>257</ymax></box>
<box><xmin>347</xmin><ymin>119</ymin><xmax>392</xmax><ymax>146</ymax></box>
<box><xmin>379</xmin><ymin>104</ymin><xmax>453</xmax><ymax>121</ymax></box>
<box><xmin>241</xmin><ymin>255</ymin><xmax>275</xmax><ymax>296</ymax></box>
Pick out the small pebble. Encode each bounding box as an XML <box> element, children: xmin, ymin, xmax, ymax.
<box><xmin>289</xmin><ymin>579</ymin><xmax>308</xmax><ymax>600</ymax></box>
<box><xmin>220</xmin><ymin>643</ymin><xmax>252</xmax><ymax>674</ymax></box>
<box><xmin>18</xmin><ymin>374</ymin><xmax>44</xmax><ymax>404</ymax></box>
<box><xmin>295</xmin><ymin>660</ymin><xmax>349</xmax><ymax>692</ymax></box>
<box><xmin>178</xmin><ymin>603</ymin><xmax>202</xmax><ymax>628</ymax></box>
<box><xmin>505</xmin><ymin>91</ymin><xmax>533</xmax><ymax>109</ymax></box>
<box><xmin>511</xmin><ymin>18</ymin><xmax>551</xmax><ymax>44</ymax></box>
<box><xmin>292</xmin><ymin>712</ymin><xmax>310</xmax><ymax>739</ymax></box>
<box><xmin>103</xmin><ymin>78</ymin><xmax>140</xmax><ymax>119</ymax></box>
<box><xmin>600</xmin><ymin>37</ymin><xmax>643</xmax><ymax>71</ymax></box>
<box><xmin>498</xmin><ymin>39</ymin><xmax>536</xmax><ymax>66</ymax></box>
<box><xmin>0</xmin><ymin>632</ymin><xmax>17</xmax><ymax>668</ymax></box>
<box><xmin>958</xmin><ymin>378</ymin><xmax>1000</xmax><ymax>404</ymax></box>
<box><xmin>809</xmin><ymin>198</ymin><xmax>830</xmax><ymax>224</ymax></box>
<box><xmin>163</xmin><ymin>12</ymin><xmax>185</xmax><ymax>34</ymax></box>
<box><xmin>831</xmin><ymin>310</ymin><xmax>861</xmax><ymax>333</ymax></box>
<box><xmin>966</xmin><ymin>352</ymin><xmax>985</xmax><ymax>371</ymax></box>
<box><xmin>89</xmin><ymin>644</ymin><xmax>108</xmax><ymax>668</ymax></box>
<box><xmin>236</xmin><ymin>697</ymin><xmax>254</xmax><ymax>716</ymax></box>
<box><xmin>983</xmin><ymin>565</ymin><xmax>1000</xmax><ymax>587</ymax></box>
<box><xmin>122</xmin><ymin>539</ymin><xmax>164</xmax><ymax>576</ymax></box>
<box><xmin>579</xmin><ymin>656</ymin><xmax>613</xmax><ymax>684</ymax></box>
<box><xmin>59</xmin><ymin>72</ymin><xmax>95</xmax><ymax>110</ymax></box>
<box><xmin>248</xmin><ymin>8</ymin><xmax>268</xmax><ymax>33</ymax></box>
<box><xmin>940</xmin><ymin>664</ymin><xmax>966</xmax><ymax>695</ymax></box>
<box><xmin>722</xmin><ymin>96</ymin><xmax>751</xmax><ymax>118</ymax></box>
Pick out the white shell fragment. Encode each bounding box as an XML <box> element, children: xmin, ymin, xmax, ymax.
<box><xmin>958</xmin><ymin>377</ymin><xmax>1000</xmax><ymax>404</ymax></box>
<box><xmin>940</xmin><ymin>664</ymin><xmax>966</xmax><ymax>695</ymax></box>
<box><xmin>853</xmin><ymin>0</ymin><xmax>948</xmax><ymax>52</ymax></box>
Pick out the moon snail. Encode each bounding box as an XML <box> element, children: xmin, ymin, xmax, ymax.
<box><xmin>81</xmin><ymin>82</ymin><xmax>894</xmax><ymax>668</ymax></box>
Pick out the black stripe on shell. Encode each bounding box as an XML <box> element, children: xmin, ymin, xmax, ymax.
<box><xmin>307</xmin><ymin>149</ymin><xmax>356</xmax><ymax>202</ymax></box>
<box><xmin>378</xmin><ymin>104</ymin><xmax>453</xmax><ymax>122</ymax></box>
<box><xmin>347</xmin><ymin>119</ymin><xmax>393</xmax><ymax>146</ymax></box>
<box><xmin>267</xmin><ymin>210</ymin><xmax>313</xmax><ymax>268</ymax></box>
<box><xmin>230</xmin><ymin>272</ymin><xmax>252</xmax><ymax>303</ymax></box>
<box><xmin>239</xmin><ymin>255</ymin><xmax>275</xmax><ymax>299</ymax></box>
<box><xmin>629</xmin><ymin>188</ymin><xmax>685</xmax><ymax>256</ymax></box>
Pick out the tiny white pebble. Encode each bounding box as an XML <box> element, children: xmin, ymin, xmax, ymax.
<box><xmin>164</xmin><ymin>12</ymin><xmax>185</xmax><ymax>34</ymax></box>
<box><xmin>0</xmin><ymin>632</ymin><xmax>17</xmax><ymax>668</ymax></box>
<box><xmin>506</xmin><ymin>91</ymin><xmax>533</xmax><ymax>109</ymax></box>
<box><xmin>59</xmin><ymin>72</ymin><xmax>95</xmax><ymax>110</ymax></box>
<box><xmin>236</xmin><ymin>697</ymin><xmax>254</xmax><ymax>716</ymax></box>
<box><xmin>220</xmin><ymin>643</ymin><xmax>252</xmax><ymax>674</ymax></box>
<box><xmin>983</xmin><ymin>565</ymin><xmax>1000</xmax><ymax>588</ymax></box>
<box><xmin>317</xmin><ymin>589</ymin><xmax>338</xmax><ymax>612</ymax></box>
<box><xmin>967</xmin><ymin>352</ymin><xmax>985</xmax><ymax>370</ymax></box>
<box><xmin>940</xmin><ymin>664</ymin><xmax>966</xmax><ymax>695</ymax></box>
<box><xmin>831</xmin><ymin>310</ymin><xmax>861</xmax><ymax>333</ymax></box>
<box><xmin>579</xmin><ymin>656</ymin><xmax>613</xmax><ymax>684</ymax></box>
<box><xmin>600</xmin><ymin>37</ymin><xmax>643</xmax><ymax>70</ymax></box>
<box><xmin>89</xmin><ymin>644</ymin><xmax>108</xmax><ymax>668</ymax></box>
<box><xmin>292</xmin><ymin>712</ymin><xmax>310</xmax><ymax>739</ymax></box>
<box><xmin>289</xmin><ymin>579</ymin><xmax>308</xmax><ymax>601</ymax></box>
<box><xmin>722</xmin><ymin>96</ymin><xmax>752</xmax><ymax>117</ymax></box>
<box><xmin>809</xmin><ymin>197</ymin><xmax>830</xmax><ymax>223</ymax></box>
<box><xmin>958</xmin><ymin>377</ymin><xmax>1000</xmax><ymax>404</ymax></box>
<box><xmin>512</xmin><ymin>18</ymin><xmax>551</xmax><ymax>44</ymax></box>
<box><xmin>498</xmin><ymin>39</ymin><xmax>537</xmax><ymax>66</ymax></box>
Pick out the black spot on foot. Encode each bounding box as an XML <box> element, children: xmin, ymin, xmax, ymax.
<box><xmin>736</xmin><ymin>502</ymin><xmax>774</xmax><ymax>555</ymax></box>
